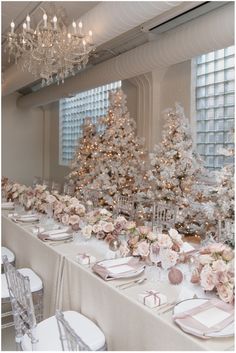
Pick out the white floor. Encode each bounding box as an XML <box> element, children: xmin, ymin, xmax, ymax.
<box><xmin>1</xmin><ymin>327</ymin><xmax>17</xmax><ymax>351</ymax></box>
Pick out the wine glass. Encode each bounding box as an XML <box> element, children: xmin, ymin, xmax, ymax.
<box><xmin>147</xmin><ymin>243</ymin><xmax>161</xmax><ymax>283</ymax></box>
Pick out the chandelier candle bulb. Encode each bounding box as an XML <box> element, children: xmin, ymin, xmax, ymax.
<box><xmin>72</xmin><ymin>21</ymin><xmax>76</xmax><ymax>34</ymax></box>
<box><xmin>53</xmin><ymin>16</ymin><xmax>57</xmax><ymax>30</ymax></box>
<box><xmin>43</xmin><ymin>13</ymin><xmax>47</xmax><ymax>28</ymax></box>
<box><xmin>10</xmin><ymin>21</ymin><xmax>15</xmax><ymax>33</ymax></box>
<box><xmin>26</xmin><ymin>15</ymin><xmax>30</xmax><ymax>30</ymax></box>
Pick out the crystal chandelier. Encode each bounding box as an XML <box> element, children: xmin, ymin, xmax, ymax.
<box><xmin>6</xmin><ymin>8</ymin><xmax>95</xmax><ymax>86</ymax></box>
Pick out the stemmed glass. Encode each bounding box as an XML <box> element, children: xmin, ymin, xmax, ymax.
<box><xmin>146</xmin><ymin>243</ymin><xmax>161</xmax><ymax>283</ymax></box>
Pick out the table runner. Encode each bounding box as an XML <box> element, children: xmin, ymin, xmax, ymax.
<box><xmin>1</xmin><ymin>213</ymin><xmax>234</xmax><ymax>351</ymax></box>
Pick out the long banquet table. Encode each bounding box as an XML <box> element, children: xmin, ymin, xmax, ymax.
<box><xmin>2</xmin><ymin>211</ymin><xmax>234</xmax><ymax>351</ymax></box>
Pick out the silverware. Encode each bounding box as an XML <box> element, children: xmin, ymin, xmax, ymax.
<box><xmin>157</xmin><ymin>301</ymin><xmax>177</xmax><ymax>314</ymax></box>
<box><xmin>49</xmin><ymin>239</ymin><xmax>73</xmax><ymax>246</ymax></box>
<box><xmin>116</xmin><ymin>278</ymin><xmax>142</xmax><ymax>288</ymax></box>
<box><xmin>121</xmin><ymin>277</ymin><xmax>147</xmax><ymax>289</ymax></box>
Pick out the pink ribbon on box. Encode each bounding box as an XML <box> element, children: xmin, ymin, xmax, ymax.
<box><xmin>77</xmin><ymin>253</ymin><xmax>91</xmax><ymax>264</ymax></box>
<box><xmin>143</xmin><ymin>290</ymin><xmax>161</xmax><ymax>306</ymax></box>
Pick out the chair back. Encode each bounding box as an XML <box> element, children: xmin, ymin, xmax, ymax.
<box><xmin>116</xmin><ymin>195</ymin><xmax>135</xmax><ymax>220</ymax></box>
<box><xmin>152</xmin><ymin>203</ymin><xmax>178</xmax><ymax>231</ymax></box>
<box><xmin>56</xmin><ymin>310</ymin><xmax>90</xmax><ymax>351</ymax></box>
<box><xmin>217</xmin><ymin>219</ymin><xmax>234</xmax><ymax>245</ymax></box>
<box><xmin>2</xmin><ymin>256</ymin><xmax>38</xmax><ymax>348</ymax></box>
<box><xmin>51</xmin><ymin>181</ymin><xmax>61</xmax><ymax>193</ymax></box>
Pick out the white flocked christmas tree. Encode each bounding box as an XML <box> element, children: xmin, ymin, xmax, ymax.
<box><xmin>69</xmin><ymin>89</ymin><xmax>148</xmax><ymax>208</ymax></box>
<box><xmin>147</xmin><ymin>103</ymin><xmax>209</xmax><ymax>233</ymax></box>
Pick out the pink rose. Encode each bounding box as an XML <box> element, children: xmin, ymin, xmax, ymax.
<box><xmin>46</xmin><ymin>194</ymin><xmax>57</xmax><ymax>204</ymax></box>
<box><xmin>200</xmin><ymin>265</ymin><xmax>217</xmax><ymax>291</ymax></box>
<box><xmin>69</xmin><ymin>215</ymin><xmax>80</xmax><ymax>226</ymax></box>
<box><xmin>133</xmin><ymin>241</ymin><xmax>150</xmax><ymax>257</ymax></box>
<box><xmin>114</xmin><ymin>216</ymin><xmax>127</xmax><ymax>227</ymax></box>
<box><xmin>212</xmin><ymin>259</ymin><xmax>228</xmax><ymax>273</ymax></box>
<box><xmin>157</xmin><ymin>233</ymin><xmax>173</xmax><ymax>248</ymax></box>
<box><xmin>138</xmin><ymin>226</ymin><xmax>151</xmax><ymax>236</ymax></box>
<box><xmin>168</xmin><ymin>228</ymin><xmax>183</xmax><ymax>246</ymax></box>
<box><xmin>92</xmin><ymin>224</ymin><xmax>102</xmax><ymax>233</ymax></box>
<box><xmin>75</xmin><ymin>204</ymin><xmax>86</xmax><ymax>216</ymax></box>
<box><xmin>102</xmin><ymin>222</ymin><xmax>115</xmax><ymax>233</ymax></box>
<box><xmin>147</xmin><ymin>232</ymin><xmax>158</xmax><ymax>241</ymax></box>
<box><xmin>216</xmin><ymin>283</ymin><xmax>234</xmax><ymax>303</ymax></box>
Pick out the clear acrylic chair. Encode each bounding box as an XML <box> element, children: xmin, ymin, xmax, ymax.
<box><xmin>1</xmin><ymin>246</ymin><xmax>15</xmax><ymax>273</ymax></box>
<box><xmin>115</xmin><ymin>195</ymin><xmax>135</xmax><ymax>220</ymax></box>
<box><xmin>217</xmin><ymin>219</ymin><xmax>234</xmax><ymax>246</ymax></box>
<box><xmin>86</xmin><ymin>188</ymin><xmax>102</xmax><ymax>207</ymax></box>
<box><xmin>51</xmin><ymin>181</ymin><xmax>61</xmax><ymax>194</ymax></box>
<box><xmin>56</xmin><ymin>310</ymin><xmax>90</xmax><ymax>351</ymax></box>
<box><xmin>2</xmin><ymin>256</ymin><xmax>106</xmax><ymax>351</ymax></box>
<box><xmin>1</xmin><ymin>255</ymin><xmax>43</xmax><ymax>331</ymax></box>
<box><xmin>152</xmin><ymin>203</ymin><xmax>178</xmax><ymax>232</ymax></box>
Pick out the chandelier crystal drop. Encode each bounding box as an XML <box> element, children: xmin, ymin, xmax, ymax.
<box><xmin>6</xmin><ymin>8</ymin><xmax>95</xmax><ymax>86</ymax></box>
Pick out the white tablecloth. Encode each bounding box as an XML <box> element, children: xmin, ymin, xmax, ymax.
<box><xmin>1</xmin><ymin>213</ymin><xmax>234</xmax><ymax>351</ymax></box>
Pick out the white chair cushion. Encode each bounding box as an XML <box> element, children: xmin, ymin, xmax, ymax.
<box><xmin>21</xmin><ymin>311</ymin><xmax>106</xmax><ymax>351</ymax></box>
<box><xmin>1</xmin><ymin>247</ymin><xmax>15</xmax><ymax>264</ymax></box>
<box><xmin>1</xmin><ymin>268</ymin><xmax>43</xmax><ymax>299</ymax></box>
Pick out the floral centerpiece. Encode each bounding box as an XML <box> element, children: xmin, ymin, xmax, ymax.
<box><xmin>3</xmin><ymin>181</ymin><xmax>28</xmax><ymax>202</ymax></box>
<box><xmin>191</xmin><ymin>242</ymin><xmax>234</xmax><ymax>303</ymax></box>
<box><xmin>121</xmin><ymin>222</ymin><xmax>184</xmax><ymax>269</ymax></box>
<box><xmin>81</xmin><ymin>209</ymin><xmax>128</xmax><ymax>243</ymax></box>
<box><xmin>52</xmin><ymin>195</ymin><xmax>86</xmax><ymax>229</ymax></box>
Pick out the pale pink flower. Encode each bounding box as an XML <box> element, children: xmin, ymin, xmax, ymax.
<box><xmin>216</xmin><ymin>283</ymin><xmax>234</xmax><ymax>303</ymax></box>
<box><xmin>69</xmin><ymin>214</ymin><xmax>80</xmax><ymax>226</ymax></box>
<box><xmin>46</xmin><ymin>194</ymin><xmax>57</xmax><ymax>204</ymax></box>
<box><xmin>159</xmin><ymin>248</ymin><xmax>178</xmax><ymax>269</ymax></box>
<box><xmin>125</xmin><ymin>221</ymin><xmax>136</xmax><ymax>230</ymax></box>
<box><xmin>114</xmin><ymin>216</ymin><xmax>127</xmax><ymax>227</ymax></box>
<box><xmin>222</xmin><ymin>248</ymin><xmax>234</xmax><ymax>261</ymax></box>
<box><xmin>12</xmin><ymin>192</ymin><xmax>19</xmax><ymax>199</ymax></box>
<box><xmin>139</xmin><ymin>226</ymin><xmax>151</xmax><ymax>235</ymax></box>
<box><xmin>147</xmin><ymin>232</ymin><xmax>158</xmax><ymax>241</ymax></box>
<box><xmin>208</xmin><ymin>243</ymin><xmax>226</xmax><ymax>253</ymax></box>
<box><xmin>212</xmin><ymin>259</ymin><xmax>228</xmax><ymax>273</ymax></box>
<box><xmin>157</xmin><ymin>233</ymin><xmax>173</xmax><ymax>248</ymax></box>
<box><xmin>75</xmin><ymin>204</ymin><xmax>85</xmax><ymax>216</ymax></box>
<box><xmin>198</xmin><ymin>254</ymin><xmax>214</xmax><ymax>265</ymax></box>
<box><xmin>92</xmin><ymin>224</ymin><xmax>102</xmax><ymax>234</ymax></box>
<box><xmin>81</xmin><ymin>225</ymin><xmax>93</xmax><ymax>239</ymax></box>
<box><xmin>133</xmin><ymin>241</ymin><xmax>150</xmax><ymax>257</ymax></box>
<box><xmin>61</xmin><ymin>214</ymin><xmax>70</xmax><ymax>225</ymax></box>
<box><xmin>119</xmin><ymin>241</ymin><xmax>130</xmax><ymax>257</ymax></box>
<box><xmin>168</xmin><ymin>228</ymin><xmax>183</xmax><ymax>246</ymax></box>
<box><xmin>200</xmin><ymin>265</ymin><xmax>217</xmax><ymax>291</ymax></box>
<box><xmin>103</xmin><ymin>222</ymin><xmax>115</xmax><ymax>233</ymax></box>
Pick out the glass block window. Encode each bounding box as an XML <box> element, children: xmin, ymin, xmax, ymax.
<box><xmin>195</xmin><ymin>46</ymin><xmax>234</xmax><ymax>170</ymax></box>
<box><xmin>59</xmin><ymin>81</ymin><xmax>122</xmax><ymax>165</ymax></box>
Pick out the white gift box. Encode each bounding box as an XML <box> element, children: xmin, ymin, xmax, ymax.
<box><xmin>76</xmin><ymin>253</ymin><xmax>96</xmax><ymax>265</ymax></box>
<box><xmin>138</xmin><ymin>290</ymin><xmax>167</xmax><ymax>308</ymax></box>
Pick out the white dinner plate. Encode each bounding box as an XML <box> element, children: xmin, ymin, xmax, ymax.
<box><xmin>173</xmin><ymin>298</ymin><xmax>234</xmax><ymax>338</ymax></box>
<box><xmin>14</xmin><ymin>216</ymin><xmax>39</xmax><ymax>223</ymax></box>
<box><xmin>2</xmin><ymin>202</ymin><xmax>15</xmax><ymax>210</ymax></box>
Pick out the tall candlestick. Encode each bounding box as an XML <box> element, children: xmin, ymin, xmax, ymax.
<box><xmin>53</xmin><ymin>16</ymin><xmax>57</xmax><ymax>30</ymax></box>
<box><xmin>26</xmin><ymin>15</ymin><xmax>30</xmax><ymax>30</ymax></box>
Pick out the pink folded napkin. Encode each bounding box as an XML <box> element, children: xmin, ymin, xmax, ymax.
<box><xmin>173</xmin><ymin>299</ymin><xmax>234</xmax><ymax>339</ymax></box>
<box><xmin>92</xmin><ymin>257</ymin><xmax>144</xmax><ymax>281</ymax></box>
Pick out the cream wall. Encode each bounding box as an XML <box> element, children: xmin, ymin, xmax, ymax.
<box><xmin>2</xmin><ymin>93</ymin><xmax>44</xmax><ymax>185</ymax></box>
<box><xmin>1</xmin><ymin>63</ymin><xmax>191</xmax><ymax>185</ymax></box>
